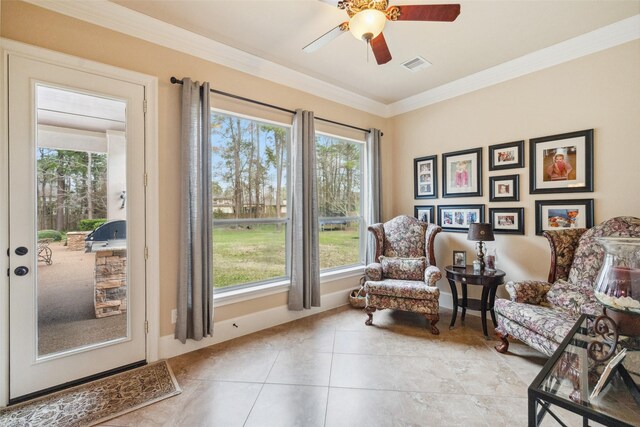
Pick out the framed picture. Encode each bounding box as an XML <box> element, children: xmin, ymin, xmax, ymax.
<box><xmin>453</xmin><ymin>250</ymin><xmax>466</xmax><ymax>267</ymax></box>
<box><xmin>437</xmin><ymin>204</ymin><xmax>485</xmax><ymax>233</ymax></box>
<box><xmin>442</xmin><ymin>148</ymin><xmax>482</xmax><ymax>198</ymax></box>
<box><xmin>489</xmin><ymin>174</ymin><xmax>519</xmax><ymax>202</ymax></box>
<box><xmin>489</xmin><ymin>207</ymin><xmax>524</xmax><ymax>235</ymax></box>
<box><xmin>414</xmin><ymin>155</ymin><xmax>437</xmax><ymax>199</ymax></box>
<box><xmin>414</xmin><ymin>205</ymin><xmax>435</xmax><ymax>224</ymax></box>
<box><xmin>535</xmin><ymin>199</ymin><xmax>594</xmax><ymax>236</ymax></box>
<box><xmin>489</xmin><ymin>140</ymin><xmax>524</xmax><ymax>170</ymax></box>
<box><xmin>529</xmin><ymin>129</ymin><xmax>594</xmax><ymax>194</ymax></box>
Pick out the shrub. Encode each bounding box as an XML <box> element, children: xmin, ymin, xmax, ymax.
<box><xmin>38</xmin><ymin>230</ymin><xmax>63</xmax><ymax>242</ymax></box>
<box><xmin>78</xmin><ymin>218</ymin><xmax>107</xmax><ymax>231</ymax></box>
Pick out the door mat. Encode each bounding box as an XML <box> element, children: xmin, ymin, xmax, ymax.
<box><xmin>0</xmin><ymin>360</ymin><xmax>181</xmax><ymax>426</ymax></box>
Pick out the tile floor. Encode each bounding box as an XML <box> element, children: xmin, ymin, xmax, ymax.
<box><xmin>100</xmin><ymin>306</ymin><xmax>591</xmax><ymax>427</ymax></box>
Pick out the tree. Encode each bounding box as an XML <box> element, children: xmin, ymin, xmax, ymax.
<box><xmin>264</xmin><ymin>125</ymin><xmax>287</xmax><ymax>219</ymax></box>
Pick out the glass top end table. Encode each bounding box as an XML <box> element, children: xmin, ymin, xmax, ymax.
<box><xmin>528</xmin><ymin>314</ymin><xmax>640</xmax><ymax>427</ymax></box>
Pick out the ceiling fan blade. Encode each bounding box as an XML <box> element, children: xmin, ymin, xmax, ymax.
<box><xmin>370</xmin><ymin>33</ymin><xmax>392</xmax><ymax>65</ymax></box>
<box><xmin>390</xmin><ymin>4</ymin><xmax>460</xmax><ymax>22</ymax></box>
<box><xmin>303</xmin><ymin>22</ymin><xmax>349</xmax><ymax>53</ymax></box>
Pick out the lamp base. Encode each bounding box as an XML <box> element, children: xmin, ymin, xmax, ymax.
<box><xmin>475</xmin><ymin>241</ymin><xmax>485</xmax><ymax>271</ymax></box>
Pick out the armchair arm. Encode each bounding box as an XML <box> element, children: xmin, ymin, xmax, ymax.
<box><xmin>424</xmin><ymin>265</ymin><xmax>442</xmax><ymax>286</ymax></box>
<box><xmin>505</xmin><ymin>280</ymin><xmax>552</xmax><ymax>305</ymax></box>
<box><xmin>365</xmin><ymin>263</ymin><xmax>382</xmax><ymax>281</ymax></box>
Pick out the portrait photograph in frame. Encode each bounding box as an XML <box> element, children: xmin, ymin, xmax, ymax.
<box><xmin>529</xmin><ymin>129</ymin><xmax>594</xmax><ymax>194</ymax></box>
<box><xmin>414</xmin><ymin>155</ymin><xmax>438</xmax><ymax>199</ymax></box>
<box><xmin>489</xmin><ymin>174</ymin><xmax>520</xmax><ymax>202</ymax></box>
<box><xmin>442</xmin><ymin>148</ymin><xmax>482</xmax><ymax>197</ymax></box>
<box><xmin>489</xmin><ymin>207</ymin><xmax>524</xmax><ymax>235</ymax></box>
<box><xmin>414</xmin><ymin>205</ymin><xmax>435</xmax><ymax>224</ymax></box>
<box><xmin>437</xmin><ymin>204</ymin><xmax>485</xmax><ymax>233</ymax></box>
<box><xmin>535</xmin><ymin>199</ymin><xmax>594</xmax><ymax>236</ymax></box>
<box><xmin>489</xmin><ymin>140</ymin><xmax>524</xmax><ymax>171</ymax></box>
<box><xmin>453</xmin><ymin>250</ymin><xmax>466</xmax><ymax>268</ymax></box>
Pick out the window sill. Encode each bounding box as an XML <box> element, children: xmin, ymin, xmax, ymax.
<box><xmin>213</xmin><ymin>264</ymin><xmax>364</xmax><ymax>307</ymax></box>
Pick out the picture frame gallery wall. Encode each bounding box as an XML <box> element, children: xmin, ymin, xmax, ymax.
<box><xmin>412</xmin><ymin>128</ymin><xmax>595</xmax><ymax>237</ymax></box>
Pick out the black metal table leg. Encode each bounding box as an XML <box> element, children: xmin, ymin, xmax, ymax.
<box><xmin>448</xmin><ymin>278</ymin><xmax>458</xmax><ymax>329</ymax></box>
<box><xmin>461</xmin><ymin>282</ymin><xmax>468</xmax><ymax>323</ymax></box>
<box><xmin>480</xmin><ymin>285</ymin><xmax>490</xmax><ymax>337</ymax></box>
<box><xmin>489</xmin><ymin>283</ymin><xmax>498</xmax><ymax>328</ymax></box>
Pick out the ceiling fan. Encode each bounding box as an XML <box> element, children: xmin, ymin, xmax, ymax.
<box><xmin>303</xmin><ymin>0</ymin><xmax>460</xmax><ymax>65</ymax></box>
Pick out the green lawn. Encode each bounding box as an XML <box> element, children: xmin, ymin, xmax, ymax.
<box><xmin>213</xmin><ymin>225</ymin><xmax>360</xmax><ymax>288</ymax></box>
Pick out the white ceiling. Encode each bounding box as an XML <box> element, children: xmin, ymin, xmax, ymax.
<box><xmin>111</xmin><ymin>0</ymin><xmax>640</xmax><ymax>104</ymax></box>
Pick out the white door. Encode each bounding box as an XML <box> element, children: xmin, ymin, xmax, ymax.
<box><xmin>8</xmin><ymin>55</ymin><xmax>146</xmax><ymax>400</ymax></box>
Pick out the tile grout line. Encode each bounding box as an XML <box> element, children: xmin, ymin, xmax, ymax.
<box><xmin>242</xmin><ymin>349</ymin><xmax>281</xmax><ymax>427</ymax></box>
<box><xmin>323</xmin><ymin>332</ymin><xmax>338</xmax><ymax>427</ymax></box>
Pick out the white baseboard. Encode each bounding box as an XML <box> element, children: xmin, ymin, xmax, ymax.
<box><xmin>159</xmin><ymin>288</ymin><xmax>351</xmax><ymax>359</ymax></box>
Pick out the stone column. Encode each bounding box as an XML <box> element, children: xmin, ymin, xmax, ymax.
<box><xmin>66</xmin><ymin>231</ymin><xmax>89</xmax><ymax>251</ymax></box>
<box><xmin>94</xmin><ymin>245</ymin><xmax>127</xmax><ymax>318</ymax></box>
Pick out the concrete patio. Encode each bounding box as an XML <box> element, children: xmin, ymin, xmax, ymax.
<box><xmin>37</xmin><ymin>242</ymin><xmax>126</xmax><ymax>356</ymax></box>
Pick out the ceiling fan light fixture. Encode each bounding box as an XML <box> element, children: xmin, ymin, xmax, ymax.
<box><xmin>349</xmin><ymin>9</ymin><xmax>386</xmax><ymax>41</ymax></box>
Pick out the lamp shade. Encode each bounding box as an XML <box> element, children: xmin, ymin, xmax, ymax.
<box><xmin>349</xmin><ymin>9</ymin><xmax>386</xmax><ymax>41</ymax></box>
<box><xmin>467</xmin><ymin>223</ymin><xmax>495</xmax><ymax>242</ymax></box>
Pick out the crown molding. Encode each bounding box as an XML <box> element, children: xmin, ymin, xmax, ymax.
<box><xmin>24</xmin><ymin>0</ymin><xmax>390</xmax><ymax>118</ymax></box>
<box><xmin>23</xmin><ymin>2</ymin><xmax>640</xmax><ymax>119</ymax></box>
<box><xmin>388</xmin><ymin>14</ymin><xmax>640</xmax><ymax>116</ymax></box>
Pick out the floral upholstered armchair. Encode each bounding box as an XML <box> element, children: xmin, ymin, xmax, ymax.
<box><xmin>494</xmin><ymin>216</ymin><xmax>640</xmax><ymax>356</ymax></box>
<box><xmin>364</xmin><ymin>215</ymin><xmax>443</xmax><ymax>334</ymax></box>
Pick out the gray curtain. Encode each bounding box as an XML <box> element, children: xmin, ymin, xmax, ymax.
<box><xmin>176</xmin><ymin>78</ymin><xmax>214</xmax><ymax>343</ymax></box>
<box><xmin>366</xmin><ymin>128</ymin><xmax>382</xmax><ymax>264</ymax></box>
<box><xmin>289</xmin><ymin>110</ymin><xmax>321</xmax><ymax>310</ymax></box>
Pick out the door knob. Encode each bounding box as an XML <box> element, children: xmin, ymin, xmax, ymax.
<box><xmin>14</xmin><ymin>266</ymin><xmax>29</xmax><ymax>276</ymax></box>
<box><xmin>15</xmin><ymin>247</ymin><xmax>29</xmax><ymax>256</ymax></box>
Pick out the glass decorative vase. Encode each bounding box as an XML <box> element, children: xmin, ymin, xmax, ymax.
<box><xmin>594</xmin><ymin>237</ymin><xmax>640</xmax><ymax>336</ymax></box>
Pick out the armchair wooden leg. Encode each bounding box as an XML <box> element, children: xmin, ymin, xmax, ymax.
<box><xmin>426</xmin><ymin>313</ymin><xmax>440</xmax><ymax>335</ymax></box>
<box><xmin>364</xmin><ymin>306</ymin><xmax>376</xmax><ymax>326</ymax></box>
<box><xmin>495</xmin><ymin>331</ymin><xmax>510</xmax><ymax>353</ymax></box>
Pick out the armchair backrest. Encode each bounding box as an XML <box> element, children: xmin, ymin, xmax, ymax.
<box><xmin>544</xmin><ymin>216</ymin><xmax>640</xmax><ymax>293</ymax></box>
<box><xmin>368</xmin><ymin>215</ymin><xmax>441</xmax><ymax>266</ymax></box>
<box><xmin>543</xmin><ymin>228</ymin><xmax>587</xmax><ymax>283</ymax></box>
<box><xmin>567</xmin><ymin>216</ymin><xmax>640</xmax><ymax>293</ymax></box>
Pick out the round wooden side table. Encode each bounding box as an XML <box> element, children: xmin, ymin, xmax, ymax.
<box><xmin>444</xmin><ymin>265</ymin><xmax>506</xmax><ymax>338</ymax></box>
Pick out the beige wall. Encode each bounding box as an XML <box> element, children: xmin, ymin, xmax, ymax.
<box><xmin>392</xmin><ymin>40</ymin><xmax>640</xmax><ymax>301</ymax></box>
<box><xmin>1</xmin><ymin>1</ymin><xmax>393</xmax><ymax>335</ymax></box>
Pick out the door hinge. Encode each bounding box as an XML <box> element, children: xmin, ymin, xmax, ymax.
<box><xmin>143</xmin><ymin>99</ymin><xmax>147</xmax><ymax>114</ymax></box>
<box><xmin>144</xmin><ymin>246</ymin><xmax>149</xmax><ymax>260</ymax></box>
<box><xmin>145</xmin><ymin>320</ymin><xmax>149</xmax><ymax>334</ymax></box>
<box><xmin>144</xmin><ymin>172</ymin><xmax>148</xmax><ymax>187</ymax></box>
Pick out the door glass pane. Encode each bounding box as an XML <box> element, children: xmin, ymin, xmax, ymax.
<box><xmin>35</xmin><ymin>85</ymin><xmax>128</xmax><ymax>357</ymax></box>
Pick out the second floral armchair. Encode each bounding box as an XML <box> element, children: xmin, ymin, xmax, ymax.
<box><xmin>364</xmin><ymin>215</ymin><xmax>442</xmax><ymax>334</ymax></box>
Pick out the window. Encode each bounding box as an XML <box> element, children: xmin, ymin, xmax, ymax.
<box><xmin>316</xmin><ymin>132</ymin><xmax>366</xmax><ymax>270</ymax></box>
<box><xmin>211</xmin><ymin>110</ymin><xmax>290</xmax><ymax>291</ymax></box>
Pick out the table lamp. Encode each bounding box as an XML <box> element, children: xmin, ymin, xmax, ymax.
<box><xmin>467</xmin><ymin>223</ymin><xmax>495</xmax><ymax>272</ymax></box>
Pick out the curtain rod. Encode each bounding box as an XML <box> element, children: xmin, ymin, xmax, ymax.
<box><xmin>170</xmin><ymin>77</ymin><xmax>377</xmax><ymax>135</ymax></box>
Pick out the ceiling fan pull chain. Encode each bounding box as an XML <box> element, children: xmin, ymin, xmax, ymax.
<box><xmin>366</xmin><ymin>39</ymin><xmax>370</xmax><ymax>63</ymax></box>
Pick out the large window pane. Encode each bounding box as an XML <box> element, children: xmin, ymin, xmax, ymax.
<box><xmin>316</xmin><ymin>134</ymin><xmax>364</xmax><ymax>270</ymax></box>
<box><xmin>211</xmin><ymin>110</ymin><xmax>290</xmax><ymax>290</ymax></box>
<box><xmin>212</xmin><ymin>222</ymin><xmax>287</xmax><ymax>288</ymax></box>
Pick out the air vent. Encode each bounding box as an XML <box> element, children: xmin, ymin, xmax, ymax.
<box><xmin>401</xmin><ymin>56</ymin><xmax>432</xmax><ymax>72</ymax></box>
